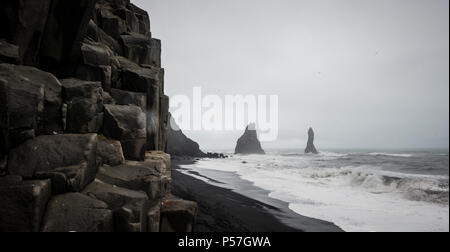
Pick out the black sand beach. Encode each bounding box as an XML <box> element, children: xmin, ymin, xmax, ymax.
<box><xmin>171</xmin><ymin>159</ymin><xmax>343</xmax><ymax>232</ymax></box>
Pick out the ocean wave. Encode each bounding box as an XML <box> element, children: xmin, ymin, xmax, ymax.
<box><xmin>280</xmin><ymin>151</ymin><xmax>347</xmax><ymax>158</ymax></box>
<box><xmin>184</xmin><ymin>155</ymin><xmax>449</xmax><ymax>232</ymax></box>
<box><xmin>306</xmin><ymin>166</ymin><xmax>449</xmax><ymax>205</ymax></box>
<box><xmin>368</xmin><ymin>152</ymin><xmax>414</xmax><ymax>158</ymax></box>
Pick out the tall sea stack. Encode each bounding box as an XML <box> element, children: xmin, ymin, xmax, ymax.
<box><xmin>305</xmin><ymin>128</ymin><xmax>319</xmax><ymax>154</ymax></box>
<box><xmin>0</xmin><ymin>0</ymin><xmax>197</xmax><ymax>232</ymax></box>
<box><xmin>235</xmin><ymin>124</ymin><xmax>265</xmax><ymax>155</ymax></box>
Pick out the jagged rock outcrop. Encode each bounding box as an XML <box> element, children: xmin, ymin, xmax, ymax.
<box><xmin>305</xmin><ymin>128</ymin><xmax>319</xmax><ymax>154</ymax></box>
<box><xmin>0</xmin><ymin>0</ymin><xmax>197</xmax><ymax>232</ymax></box>
<box><xmin>235</xmin><ymin>124</ymin><xmax>265</xmax><ymax>155</ymax></box>
<box><xmin>166</xmin><ymin>114</ymin><xmax>206</xmax><ymax>157</ymax></box>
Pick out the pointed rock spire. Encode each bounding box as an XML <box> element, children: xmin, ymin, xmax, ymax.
<box><xmin>235</xmin><ymin>123</ymin><xmax>265</xmax><ymax>155</ymax></box>
<box><xmin>305</xmin><ymin>127</ymin><xmax>318</xmax><ymax>154</ymax></box>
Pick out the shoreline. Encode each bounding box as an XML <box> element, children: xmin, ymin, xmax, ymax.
<box><xmin>171</xmin><ymin>158</ymin><xmax>343</xmax><ymax>232</ymax></box>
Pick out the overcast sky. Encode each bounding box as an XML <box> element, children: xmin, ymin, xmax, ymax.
<box><xmin>135</xmin><ymin>0</ymin><xmax>449</xmax><ymax>151</ymax></box>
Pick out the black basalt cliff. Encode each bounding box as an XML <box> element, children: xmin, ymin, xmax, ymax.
<box><xmin>167</xmin><ymin>114</ymin><xmax>207</xmax><ymax>158</ymax></box>
<box><xmin>0</xmin><ymin>0</ymin><xmax>197</xmax><ymax>232</ymax></box>
<box><xmin>235</xmin><ymin>124</ymin><xmax>265</xmax><ymax>155</ymax></box>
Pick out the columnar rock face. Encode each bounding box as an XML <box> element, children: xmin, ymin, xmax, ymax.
<box><xmin>235</xmin><ymin>124</ymin><xmax>265</xmax><ymax>155</ymax></box>
<box><xmin>103</xmin><ymin>104</ymin><xmax>147</xmax><ymax>161</ymax></box>
<box><xmin>97</xmin><ymin>138</ymin><xmax>125</xmax><ymax>167</ymax></box>
<box><xmin>61</xmin><ymin>79</ymin><xmax>104</xmax><ymax>133</ymax></box>
<box><xmin>0</xmin><ymin>64</ymin><xmax>64</xmax><ymax>152</ymax></box>
<box><xmin>305</xmin><ymin>128</ymin><xmax>319</xmax><ymax>154</ymax></box>
<box><xmin>0</xmin><ymin>177</ymin><xmax>51</xmax><ymax>232</ymax></box>
<box><xmin>0</xmin><ymin>0</ymin><xmax>197</xmax><ymax>232</ymax></box>
<box><xmin>7</xmin><ymin>134</ymin><xmax>99</xmax><ymax>194</ymax></box>
<box><xmin>40</xmin><ymin>193</ymin><xmax>113</xmax><ymax>232</ymax></box>
<box><xmin>161</xmin><ymin>198</ymin><xmax>198</xmax><ymax>232</ymax></box>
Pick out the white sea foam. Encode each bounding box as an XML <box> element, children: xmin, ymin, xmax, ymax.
<box><xmin>181</xmin><ymin>152</ymin><xmax>449</xmax><ymax>232</ymax></box>
<box><xmin>368</xmin><ymin>152</ymin><xmax>414</xmax><ymax>158</ymax></box>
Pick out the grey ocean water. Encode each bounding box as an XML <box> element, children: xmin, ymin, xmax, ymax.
<box><xmin>180</xmin><ymin>149</ymin><xmax>449</xmax><ymax>232</ymax></box>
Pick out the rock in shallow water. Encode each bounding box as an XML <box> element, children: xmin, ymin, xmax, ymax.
<box><xmin>305</xmin><ymin>127</ymin><xmax>318</xmax><ymax>154</ymax></box>
<box><xmin>235</xmin><ymin>124</ymin><xmax>265</xmax><ymax>155</ymax></box>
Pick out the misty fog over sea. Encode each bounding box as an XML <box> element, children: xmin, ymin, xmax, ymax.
<box><xmin>180</xmin><ymin>149</ymin><xmax>449</xmax><ymax>232</ymax></box>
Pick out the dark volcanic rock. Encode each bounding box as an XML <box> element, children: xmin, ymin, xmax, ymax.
<box><xmin>0</xmin><ymin>177</ymin><xmax>51</xmax><ymax>232</ymax></box>
<box><xmin>110</xmin><ymin>88</ymin><xmax>146</xmax><ymax>112</ymax></box>
<box><xmin>8</xmin><ymin>134</ymin><xmax>98</xmax><ymax>194</ymax></box>
<box><xmin>1</xmin><ymin>0</ymin><xmax>195</xmax><ymax>233</ymax></box>
<box><xmin>147</xmin><ymin>204</ymin><xmax>161</xmax><ymax>232</ymax></box>
<box><xmin>0</xmin><ymin>0</ymin><xmax>52</xmax><ymax>65</ymax></box>
<box><xmin>83</xmin><ymin>179</ymin><xmax>150</xmax><ymax>232</ymax></box>
<box><xmin>61</xmin><ymin>79</ymin><xmax>104</xmax><ymax>133</ymax></box>
<box><xmin>160</xmin><ymin>198</ymin><xmax>198</xmax><ymax>232</ymax></box>
<box><xmin>120</xmin><ymin>33</ymin><xmax>161</xmax><ymax>67</ymax></box>
<box><xmin>0</xmin><ymin>64</ymin><xmax>63</xmax><ymax>152</ymax></box>
<box><xmin>97</xmin><ymin>138</ymin><xmax>125</xmax><ymax>167</ymax></box>
<box><xmin>81</xmin><ymin>41</ymin><xmax>112</xmax><ymax>67</ymax></box>
<box><xmin>128</xmin><ymin>3</ymin><xmax>151</xmax><ymax>36</ymax></box>
<box><xmin>38</xmin><ymin>0</ymin><xmax>97</xmax><ymax>75</ymax></box>
<box><xmin>159</xmin><ymin>95</ymin><xmax>170</xmax><ymax>151</ymax></box>
<box><xmin>0</xmin><ymin>0</ymin><xmax>97</xmax><ymax>74</ymax></box>
<box><xmin>166</xmin><ymin>114</ymin><xmax>206</xmax><ymax>157</ymax></box>
<box><xmin>102</xmin><ymin>91</ymin><xmax>116</xmax><ymax>105</ymax></box>
<box><xmin>103</xmin><ymin>104</ymin><xmax>147</xmax><ymax>161</ymax></box>
<box><xmin>97</xmin><ymin>153</ymin><xmax>170</xmax><ymax>200</ymax></box>
<box><xmin>305</xmin><ymin>128</ymin><xmax>319</xmax><ymax>154</ymax></box>
<box><xmin>235</xmin><ymin>124</ymin><xmax>265</xmax><ymax>155</ymax></box>
<box><xmin>86</xmin><ymin>20</ymin><xmax>122</xmax><ymax>55</ymax></box>
<box><xmin>0</xmin><ymin>40</ymin><xmax>20</xmax><ymax>64</ymax></box>
<box><xmin>95</xmin><ymin>1</ymin><xmax>128</xmax><ymax>39</ymax></box>
<box><xmin>41</xmin><ymin>193</ymin><xmax>113</xmax><ymax>232</ymax></box>
<box><xmin>117</xmin><ymin>57</ymin><xmax>162</xmax><ymax>151</ymax></box>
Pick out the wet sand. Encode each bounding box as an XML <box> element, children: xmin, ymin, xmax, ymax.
<box><xmin>171</xmin><ymin>158</ymin><xmax>343</xmax><ymax>232</ymax></box>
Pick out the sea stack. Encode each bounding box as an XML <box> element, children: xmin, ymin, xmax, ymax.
<box><xmin>235</xmin><ymin>124</ymin><xmax>265</xmax><ymax>155</ymax></box>
<box><xmin>305</xmin><ymin>128</ymin><xmax>319</xmax><ymax>154</ymax></box>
